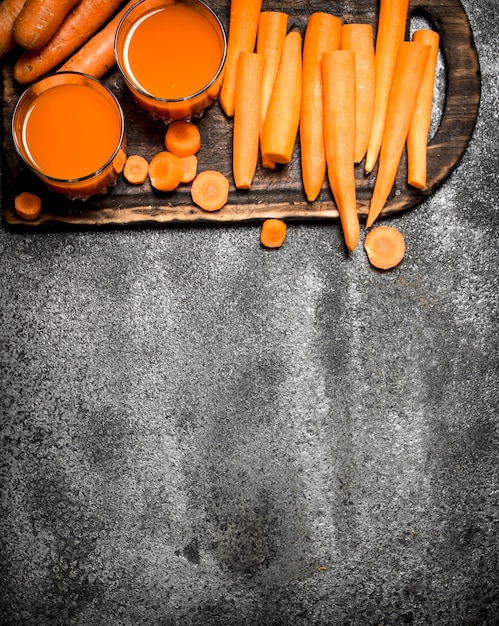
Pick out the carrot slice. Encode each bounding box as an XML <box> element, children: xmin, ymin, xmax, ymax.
<box><xmin>322</xmin><ymin>49</ymin><xmax>360</xmax><ymax>252</ymax></box>
<box><xmin>407</xmin><ymin>29</ymin><xmax>440</xmax><ymax>189</ymax></box>
<box><xmin>14</xmin><ymin>191</ymin><xmax>42</xmax><ymax>220</ymax></box>
<box><xmin>340</xmin><ymin>23</ymin><xmax>375</xmax><ymax>164</ymax></box>
<box><xmin>366</xmin><ymin>41</ymin><xmax>430</xmax><ymax>228</ymax></box>
<box><xmin>13</xmin><ymin>0</ymin><xmax>79</xmax><ymax>51</ymax></box>
<box><xmin>233</xmin><ymin>51</ymin><xmax>264</xmax><ymax>189</ymax></box>
<box><xmin>260</xmin><ymin>219</ymin><xmax>287</xmax><ymax>248</ymax></box>
<box><xmin>179</xmin><ymin>154</ymin><xmax>198</xmax><ymax>184</ymax></box>
<box><xmin>0</xmin><ymin>0</ymin><xmax>25</xmax><ymax>59</ymax></box>
<box><xmin>364</xmin><ymin>225</ymin><xmax>406</xmax><ymax>269</ymax></box>
<box><xmin>191</xmin><ymin>170</ymin><xmax>229</xmax><ymax>212</ymax></box>
<box><xmin>123</xmin><ymin>155</ymin><xmax>148</xmax><ymax>185</ymax></box>
<box><xmin>164</xmin><ymin>121</ymin><xmax>201</xmax><ymax>158</ymax></box>
<box><xmin>148</xmin><ymin>151</ymin><xmax>183</xmax><ymax>192</ymax></box>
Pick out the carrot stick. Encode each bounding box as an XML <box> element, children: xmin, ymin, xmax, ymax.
<box><xmin>191</xmin><ymin>170</ymin><xmax>230</xmax><ymax>212</ymax></box>
<box><xmin>407</xmin><ymin>29</ymin><xmax>440</xmax><ymax>189</ymax></box>
<box><xmin>164</xmin><ymin>121</ymin><xmax>201</xmax><ymax>157</ymax></box>
<box><xmin>366</xmin><ymin>41</ymin><xmax>430</xmax><ymax>228</ymax></box>
<box><xmin>13</xmin><ymin>0</ymin><xmax>124</xmax><ymax>84</ymax></box>
<box><xmin>13</xmin><ymin>0</ymin><xmax>78</xmax><ymax>51</ymax></box>
<box><xmin>14</xmin><ymin>191</ymin><xmax>42</xmax><ymax>220</ymax></box>
<box><xmin>364</xmin><ymin>225</ymin><xmax>406</xmax><ymax>269</ymax></box>
<box><xmin>300</xmin><ymin>12</ymin><xmax>342</xmax><ymax>202</ymax></box>
<box><xmin>260</xmin><ymin>30</ymin><xmax>302</xmax><ymax>166</ymax></box>
<box><xmin>322</xmin><ymin>49</ymin><xmax>360</xmax><ymax>252</ymax></box>
<box><xmin>233</xmin><ymin>51</ymin><xmax>264</xmax><ymax>189</ymax></box>
<box><xmin>260</xmin><ymin>219</ymin><xmax>287</xmax><ymax>248</ymax></box>
<box><xmin>59</xmin><ymin>0</ymin><xmax>137</xmax><ymax>78</ymax></box>
<box><xmin>364</xmin><ymin>0</ymin><xmax>409</xmax><ymax>174</ymax></box>
<box><xmin>341</xmin><ymin>23</ymin><xmax>375</xmax><ymax>164</ymax></box>
<box><xmin>0</xmin><ymin>0</ymin><xmax>25</xmax><ymax>59</ymax></box>
<box><xmin>123</xmin><ymin>155</ymin><xmax>149</xmax><ymax>185</ymax></box>
<box><xmin>219</xmin><ymin>0</ymin><xmax>263</xmax><ymax>118</ymax></box>
<box><xmin>148</xmin><ymin>151</ymin><xmax>183</xmax><ymax>192</ymax></box>
<box><xmin>179</xmin><ymin>154</ymin><xmax>198</xmax><ymax>183</ymax></box>
<box><xmin>256</xmin><ymin>11</ymin><xmax>288</xmax><ymax>169</ymax></box>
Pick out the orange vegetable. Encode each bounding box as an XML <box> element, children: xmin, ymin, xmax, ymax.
<box><xmin>322</xmin><ymin>49</ymin><xmax>360</xmax><ymax>252</ymax></box>
<box><xmin>13</xmin><ymin>0</ymin><xmax>78</xmax><ymax>51</ymax></box>
<box><xmin>366</xmin><ymin>41</ymin><xmax>430</xmax><ymax>228</ymax></box>
<box><xmin>123</xmin><ymin>155</ymin><xmax>149</xmax><ymax>185</ymax></box>
<box><xmin>407</xmin><ymin>29</ymin><xmax>440</xmax><ymax>189</ymax></box>
<box><xmin>59</xmin><ymin>0</ymin><xmax>137</xmax><ymax>78</ymax></box>
<box><xmin>14</xmin><ymin>191</ymin><xmax>42</xmax><ymax>220</ymax></box>
<box><xmin>256</xmin><ymin>10</ymin><xmax>288</xmax><ymax>169</ymax></box>
<box><xmin>300</xmin><ymin>12</ymin><xmax>342</xmax><ymax>202</ymax></box>
<box><xmin>13</xmin><ymin>0</ymin><xmax>124</xmax><ymax>84</ymax></box>
<box><xmin>260</xmin><ymin>30</ymin><xmax>302</xmax><ymax>166</ymax></box>
<box><xmin>148</xmin><ymin>151</ymin><xmax>183</xmax><ymax>192</ymax></box>
<box><xmin>340</xmin><ymin>23</ymin><xmax>375</xmax><ymax>164</ymax></box>
<box><xmin>364</xmin><ymin>225</ymin><xmax>406</xmax><ymax>269</ymax></box>
<box><xmin>364</xmin><ymin>0</ymin><xmax>409</xmax><ymax>174</ymax></box>
<box><xmin>179</xmin><ymin>154</ymin><xmax>198</xmax><ymax>184</ymax></box>
<box><xmin>191</xmin><ymin>169</ymin><xmax>229</xmax><ymax>212</ymax></box>
<box><xmin>0</xmin><ymin>0</ymin><xmax>25</xmax><ymax>59</ymax></box>
<box><xmin>164</xmin><ymin>121</ymin><xmax>201</xmax><ymax>157</ymax></box>
<box><xmin>219</xmin><ymin>0</ymin><xmax>263</xmax><ymax>118</ymax></box>
<box><xmin>260</xmin><ymin>219</ymin><xmax>287</xmax><ymax>248</ymax></box>
<box><xmin>233</xmin><ymin>51</ymin><xmax>264</xmax><ymax>189</ymax></box>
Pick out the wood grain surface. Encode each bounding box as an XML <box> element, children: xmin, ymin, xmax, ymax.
<box><xmin>1</xmin><ymin>0</ymin><xmax>480</xmax><ymax>229</ymax></box>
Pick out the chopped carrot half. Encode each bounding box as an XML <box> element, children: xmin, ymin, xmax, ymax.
<box><xmin>260</xmin><ymin>219</ymin><xmax>287</xmax><ymax>248</ymax></box>
<box><xmin>148</xmin><ymin>151</ymin><xmax>183</xmax><ymax>191</ymax></box>
<box><xmin>364</xmin><ymin>225</ymin><xmax>406</xmax><ymax>269</ymax></box>
<box><xmin>191</xmin><ymin>170</ymin><xmax>229</xmax><ymax>212</ymax></box>
<box><xmin>165</xmin><ymin>120</ymin><xmax>201</xmax><ymax>157</ymax></box>
<box><xmin>123</xmin><ymin>154</ymin><xmax>148</xmax><ymax>184</ymax></box>
<box><xmin>14</xmin><ymin>191</ymin><xmax>42</xmax><ymax>220</ymax></box>
<box><xmin>180</xmin><ymin>154</ymin><xmax>198</xmax><ymax>184</ymax></box>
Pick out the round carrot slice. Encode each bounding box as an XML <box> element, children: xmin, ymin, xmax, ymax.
<box><xmin>190</xmin><ymin>170</ymin><xmax>229</xmax><ymax>212</ymax></box>
<box><xmin>364</xmin><ymin>225</ymin><xmax>406</xmax><ymax>269</ymax></box>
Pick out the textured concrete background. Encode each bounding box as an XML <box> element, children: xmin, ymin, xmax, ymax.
<box><xmin>1</xmin><ymin>1</ymin><xmax>498</xmax><ymax>624</ymax></box>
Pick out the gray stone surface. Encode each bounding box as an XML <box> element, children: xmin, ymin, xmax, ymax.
<box><xmin>1</xmin><ymin>1</ymin><xmax>498</xmax><ymax>624</ymax></box>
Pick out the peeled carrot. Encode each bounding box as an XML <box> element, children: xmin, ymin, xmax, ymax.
<box><xmin>191</xmin><ymin>170</ymin><xmax>230</xmax><ymax>212</ymax></box>
<box><xmin>13</xmin><ymin>0</ymin><xmax>78</xmax><ymax>51</ymax></box>
<box><xmin>322</xmin><ymin>50</ymin><xmax>360</xmax><ymax>253</ymax></box>
<box><xmin>219</xmin><ymin>0</ymin><xmax>263</xmax><ymax>118</ymax></box>
<box><xmin>164</xmin><ymin>121</ymin><xmax>201</xmax><ymax>157</ymax></box>
<box><xmin>364</xmin><ymin>225</ymin><xmax>406</xmax><ymax>269</ymax></box>
<box><xmin>123</xmin><ymin>155</ymin><xmax>149</xmax><ymax>185</ymax></box>
<box><xmin>364</xmin><ymin>0</ymin><xmax>409</xmax><ymax>174</ymax></box>
<box><xmin>256</xmin><ymin>11</ymin><xmax>288</xmax><ymax>169</ymax></box>
<box><xmin>366</xmin><ymin>41</ymin><xmax>430</xmax><ymax>228</ymax></box>
<box><xmin>233</xmin><ymin>51</ymin><xmax>264</xmax><ymax>189</ymax></box>
<box><xmin>0</xmin><ymin>0</ymin><xmax>25</xmax><ymax>59</ymax></box>
<box><xmin>180</xmin><ymin>154</ymin><xmax>198</xmax><ymax>184</ymax></box>
<box><xmin>407</xmin><ymin>29</ymin><xmax>440</xmax><ymax>189</ymax></box>
<box><xmin>260</xmin><ymin>31</ymin><xmax>302</xmax><ymax>166</ymax></box>
<box><xmin>59</xmin><ymin>0</ymin><xmax>137</xmax><ymax>78</ymax></box>
<box><xmin>14</xmin><ymin>191</ymin><xmax>42</xmax><ymax>221</ymax></box>
<box><xmin>148</xmin><ymin>151</ymin><xmax>183</xmax><ymax>192</ymax></box>
<box><xmin>260</xmin><ymin>219</ymin><xmax>287</xmax><ymax>248</ymax></box>
<box><xmin>300</xmin><ymin>12</ymin><xmax>342</xmax><ymax>202</ymax></box>
<box><xmin>341</xmin><ymin>23</ymin><xmax>375</xmax><ymax>164</ymax></box>
<box><xmin>13</xmin><ymin>0</ymin><xmax>124</xmax><ymax>84</ymax></box>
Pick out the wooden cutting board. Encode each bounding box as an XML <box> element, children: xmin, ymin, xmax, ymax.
<box><xmin>1</xmin><ymin>0</ymin><xmax>480</xmax><ymax>229</ymax></box>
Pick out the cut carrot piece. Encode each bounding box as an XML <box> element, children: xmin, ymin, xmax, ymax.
<box><xmin>191</xmin><ymin>170</ymin><xmax>229</xmax><ymax>212</ymax></box>
<box><xmin>164</xmin><ymin>121</ymin><xmax>201</xmax><ymax>158</ymax></box>
<box><xmin>180</xmin><ymin>154</ymin><xmax>198</xmax><ymax>184</ymax></box>
<box><xmin>407</xmin><ymin>29</ymin><xmax>440</xmax><ymax>189</ymax></box>
<box><xmin>322</xmin><ymin>49</ymin><xmax>360</xmax><ymax>252</ymax></box>
<box><xmin>364</xmin><ymin>225</ymin><xmax>406</xmax><ymax>269</ymax></box>
<box><xmin>14</xmin><ymin>191</ymin><xmax>42</xmax><ymax>220</ymax></box>
<box><xmin>300</xmin><ymin>12</ymin><xmax>342</xmax><ymax>202</ymax></box>
<box><xmin>260</xmin><ymin>219</ymin><xmax>287</xmax><ymax>248</ymax></box>
<box><xmin>0</xmin><ymin>0</ymin><xmax>25</xmax><ymax>59</ymax></box>
<box><xmin>123</xmin><ymin>155</ymin><xmax>148</xmax><ymax>185</ymax></box>
<box><xmin>341</xmin><ymin>23</ymin><xmax>375</xmax><ymax>164</ymax></box>
<box><xmin>219</xmin><ymin>0</ymin><xmax>263</xmax><ymax>118</ymax></box>
<box><xmin>364</xmin><ymin>0</ymin><xmax>409</xmax><ymax>174</ymax></box>
<box><xmin>260</xmin><ymin>30</ymin><xmax>302</xmax><ymax>166</ymax></box>
<box><xmin>366</xmin><ymin>41</ymin><xmax>430</xmax><ymax>228</ymax></box>
<box><xmin>148</xmin><ymin>151</ymin><xmax>183</xmax><ymax>191</ymax></box>
<box><xmin>233</xmin><ymin>51</ymin><xmax>264</xmax><ymax>189</ymax></box>
<box><xmin>13</xmin><ymin>0</ymin><xmax>78</xmax><ymax>51</ymax></box>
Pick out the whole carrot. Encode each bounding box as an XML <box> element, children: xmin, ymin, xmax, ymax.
<box><xmin>322</xmin><ymin>49</ymin><xmax>359</xmax><ymax>252</ymax></box>
<box><xmin>13</xmin><ymin>0</ymin><xmax>79</xmax><ymax>51</ymax></box>
<box><xmin>364</xmin><ymin>0</ymin><xmax>409</xmax><ymax>174</ymax></box>
<box><xmin>300</xmin><ymin>12</ymin><xmax>342</xmax><ymax>202</ymax></box>
<box><xmin>219</xmin><ymin>0</ymin><xmax>263</xmax><ymax>118</ymax></box>
<box><xmin>407</xmin><ymin>29</ymin><xmax>440</xmax><ymax>189</ymax></box>
<box><xmin>366</xmin><ymin>41</ymin><xmax>430</xmax><ymax>228</ymax></box>
<box><xmin>0</xmin><ymin>0</ymin><xmax>25</xmax><ymax>59</ymax></box>
<box><xmin>260</xmin><ymin>30</ymin><xmax>302</xmax><ymax>166</ymax></box>
<box><xmin>13</xmin><ymin>0</ymin><xmax>124</xmax><ymax>84</ymax></box>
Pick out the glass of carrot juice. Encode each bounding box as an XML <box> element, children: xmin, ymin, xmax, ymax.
<box><xmin>12</xmin><ymin>72</ymin><xmax>126</xmax><ymax>200</ymax></box>
<box><xmin>115</xmin><ymin>0</ymin><xmax>227</xmax><ymax>122</ymax></box>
